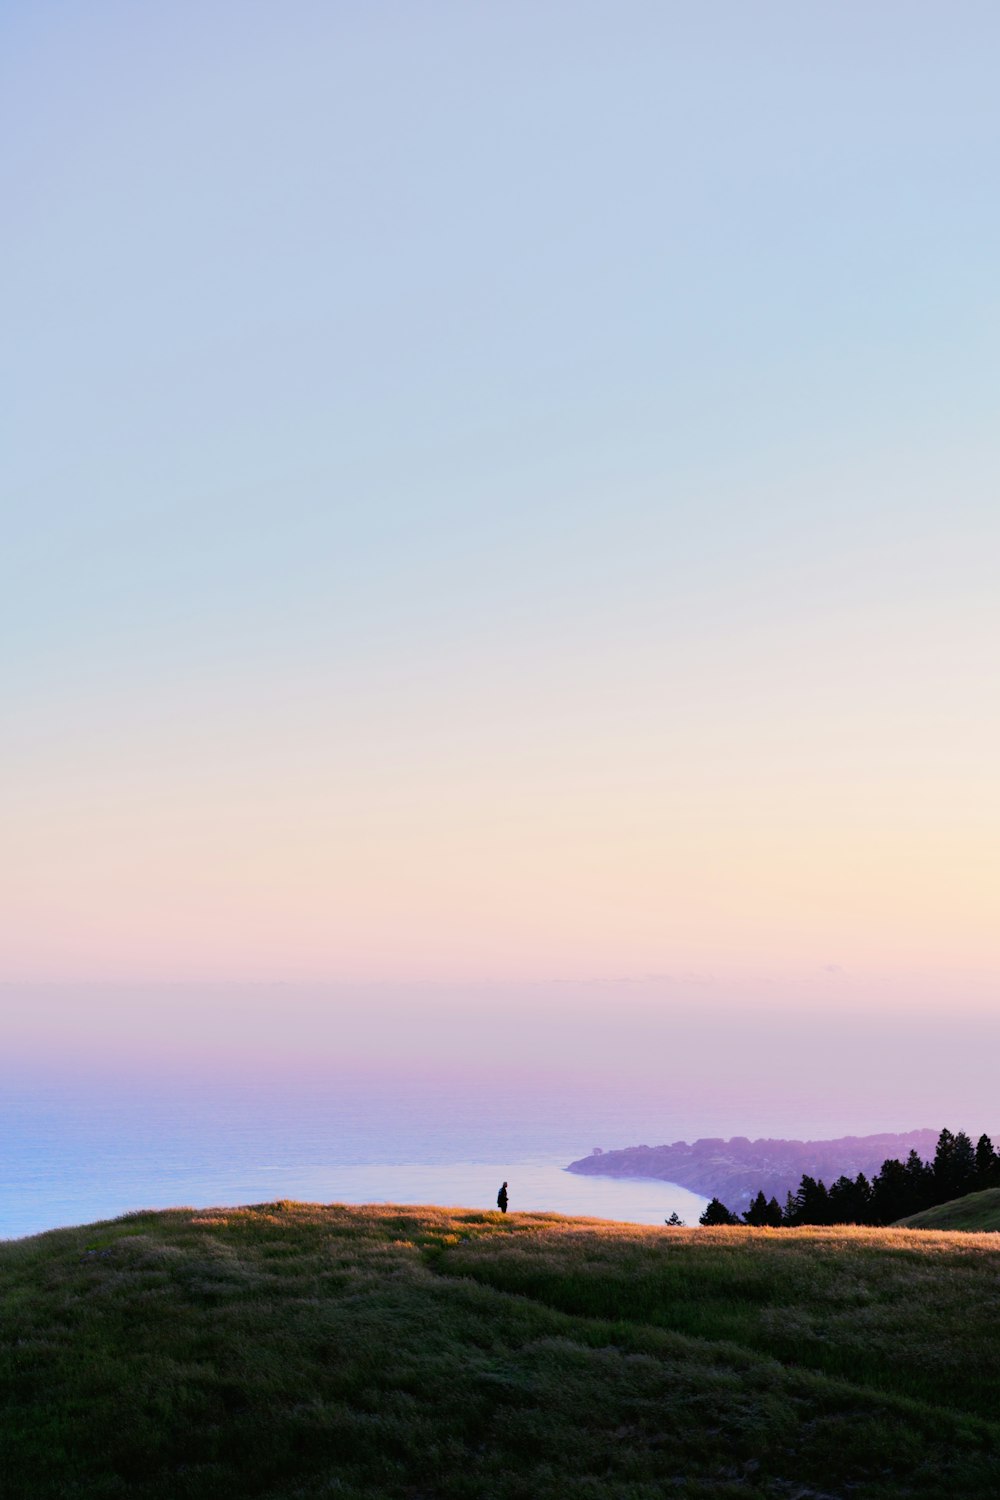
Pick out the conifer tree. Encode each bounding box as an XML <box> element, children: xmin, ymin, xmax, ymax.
<box><xmin>827</xmin><ymin>1172</ymin><xmax>873</xmax><ymax>1224</ymax></box>
<box><xmin>699</xmin><ymin>1197</ymin><xmax>740</xmax><ymax>1226</ymax></box>
<box><xmin>827</xmin><ymin>1175</ymin><xmax>858</xmax><ymax>1224</ymax></box>
<box><xmin>975</xmin><ymin>1134</ymin><xmax>999</xmax><ymax>1190</ymax></box>
<box><xmin>870</xmin><ymin>1157</ymin><xmax>909</xmax><ymax>1224</ymax></box>
<box><xmin>932</xmin><ymin>1128</ymin><xmax>957</xmax><ymax>1203</ymax></box>
<box><xmin>952</xmin><ymin>1131</ymin><xmax>976</xmax><ymax>1196</ymax></box>
<box><xmin>791</xmin><ymin>1175</ymin><xmax>830</xmax><ymax>1225</ymax></box>
<box><xmin>742</xmin><ymin>1190</ymin><xmax>770</xmax><ymax>1226</ymax></box>
<box><xmin>904</xmin><ymin>1148</ymin><xmax>933</xmax><ymax>1213</ymax></box>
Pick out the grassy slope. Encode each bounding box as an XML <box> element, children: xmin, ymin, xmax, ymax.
<box><xmin>897</xmin><ymin>1186</ymin><xmax>1000</xmax><ymax>1231</ymax></box>
<box><xmin>3</xmin><ymin>1205</ymin><xmax>1000</xmax><ymax>1499</ymax></box>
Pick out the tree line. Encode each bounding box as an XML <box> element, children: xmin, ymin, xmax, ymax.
<box><xmin>697</xmin><ymin>1128</ymin><xmax>1000</xmax><ymax>1227</ymax></box>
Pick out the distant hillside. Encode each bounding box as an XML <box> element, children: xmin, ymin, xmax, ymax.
<box><xmin>568</xmin><ymin>1129</ymin><xmax>941</xmax><ymax>1209</ymax></box>
<box><xmin>898</xmin><ymin>1187</ymin><xmax>1000</xmax><ymax>1232</ymax></box>
<box><xmin>4</xmin><ymin>1202</ymin><xmax>1000</xmax><ymax>1497</ymax></box>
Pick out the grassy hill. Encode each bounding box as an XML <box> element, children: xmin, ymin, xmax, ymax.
<box><xmin>3</xmin><ymin>1204</ymin><xmax>1000</xmax><ymax>1498</ymax></box>
<box><xmin>897</xmin><ymin>1185</ymin><xmax>1000</xmax><ymax>1231</ymax></box>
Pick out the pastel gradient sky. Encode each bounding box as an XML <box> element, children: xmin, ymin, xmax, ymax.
<box><xmin>4</xmin><ymin>4</ymin><xmax>999</xmax><ymax>1013</ymax></box>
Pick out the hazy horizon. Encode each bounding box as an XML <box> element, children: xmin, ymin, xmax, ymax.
<box><xmin>5</xmin><ymin>976</ymin><xmax>999</xmax><ymax>1145</ymax></box>
<box><xmin>6</xmin><ymin>975</ymin><xmax>998</xmax><ymax>1242</ymax></box>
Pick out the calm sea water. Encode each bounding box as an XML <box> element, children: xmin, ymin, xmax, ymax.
<box><xmin>1</xmin><ymin>1065</ymin><xmax>711</xmax><ymax>1240</ymax></box>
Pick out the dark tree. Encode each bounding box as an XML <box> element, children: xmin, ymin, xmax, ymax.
<box><xmin>699</xmin><ymin>1197</ymin><xmax>740</xmax><ymax>1226</ymax></box>
<box><xmin>905</xmin><ymin>1148</ymin><xmax>933</xmax><ymax>1212</ymax></box>
<box><xmin>975</xmin><ymin>1134</ymin><xmax>999</xmax><ymax>1190</ymax></box>
<box><xmin>952</xmin><ymin>1131</ymin><xmax>976</xmax><ymax>1197</ymax></box>
<box><xmin>827</xmin><ymin>1175</ymin><xmax>855</xmax><ymax>1224</ymax></box>
<box><xmin>664</xmin><ymin>1211</ymin><xmax>685</xmax><ymax>1226</ymax></box>
<box><xmin>829</xmin><ymin>1171</ymin><xmax>872</xmax><ymax>1225</ymax></box>
<box><xmin>739</xmin><ymin>1191</ymin><xmax>793</xmax><ymax>1228</ymax></box>
<box><xmin>932</xmin><ymin>1128</ymin><xmax>957</xmax><ymax>1203</ymax></box>
<box><xmin>742</xmin><ymin>1190</ymin><xmax>771</xmax><ymax>1227</ymax></box>
<box><xmin>854</xmin><ymin>1171</ymin><xmax>873</xmax><ymax>1221</ymax></box>
<box><xmin>870</xmin><ymin>1157</ymin><xmax>910</xmax><ymax>1224</ymax></box>
<box><xmin>790</xmin><ymin>1174</ymin><xmax>830</xmax><ymax>1226</ymax></box>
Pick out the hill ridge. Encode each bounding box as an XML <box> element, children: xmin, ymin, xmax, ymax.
<box><xmin>898</xmin><ymin>1186</ymin><xmax>1000</xmax><ymax>1232</ymax></box>
<box><xmin>5</xmin><ymin>1202</ymin><xmax>1000</xmax><ymax>1497</ymax></box>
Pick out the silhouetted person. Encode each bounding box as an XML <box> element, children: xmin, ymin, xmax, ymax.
<box><xmin>497</xmin><ymin>1181</ymin><xmax>508</xmax><ymax>1213</ymax></box>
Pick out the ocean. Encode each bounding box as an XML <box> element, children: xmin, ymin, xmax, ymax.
<box><xmin>1</xmin><ymin>1063</ymin><xmax>711</xmax><ymax>1240</ymax></box>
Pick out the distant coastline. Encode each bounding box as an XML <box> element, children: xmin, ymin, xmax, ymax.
<box><xmin>567</xmin><ymin>1129</ymin><xmax>945</xmax><ymax>1211</ymax></box>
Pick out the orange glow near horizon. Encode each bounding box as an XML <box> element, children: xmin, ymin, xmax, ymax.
<box><xmin>4</xmin><ymin>705</ymin><xmax>998</xmax><ymax>989</ymax></box>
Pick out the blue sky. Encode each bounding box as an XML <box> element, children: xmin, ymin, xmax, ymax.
<box><xmin>3</xmin><ymin>4</ymin><xmax>999</xmax><ymax>1002</ymax></box>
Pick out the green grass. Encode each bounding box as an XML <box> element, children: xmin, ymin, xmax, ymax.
<box><xmin>897</xmin><ymin>1186</ymin><xmax>1000</xmax><ymax>1231</ymax></box>
<box><xmin>3</xmin><ymin>1204</ymin><xmax>1000</xmax><ymax>1498</ymax></box>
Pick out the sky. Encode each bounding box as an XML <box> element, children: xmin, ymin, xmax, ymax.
<box><xmin>3</xmin><ymin>4</ymin><xmax>999</xmax><ymax>1075</ymax></box>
